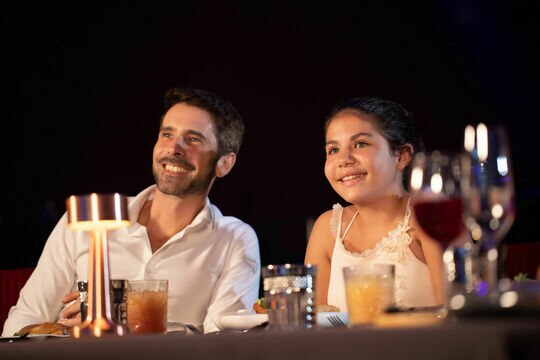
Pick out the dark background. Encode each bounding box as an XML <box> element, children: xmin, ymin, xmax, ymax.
<box><xmin>1</xmin><ymin>1</ymin><xmax>539</xmax><ymax>269</ymax></box>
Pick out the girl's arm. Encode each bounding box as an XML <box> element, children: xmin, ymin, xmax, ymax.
<box><xmin>419</xmin><ymin>234</ymin><xmax>445</xmax><ymax>305</ymax></box>
<box><xmin>305</xmin><ymin>210</ymin><xmax>335</xmax><ymax>306</ymax></box>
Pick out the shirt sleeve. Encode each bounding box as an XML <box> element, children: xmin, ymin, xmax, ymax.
<box><xmin>1</xmin><ymin>213</ymin><xmax>77</xmax><ymax>336</ymax></box>
<box><xmin>202</xmin><ymin>224</ymin><xmax>260</xmax><ymax>333</ymax></box>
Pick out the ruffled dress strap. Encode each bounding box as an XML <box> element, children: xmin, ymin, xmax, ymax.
<box><xmin>330</xmin><ymin>204</ymin><xmax>344</xmax><ymax>239</ymax></box>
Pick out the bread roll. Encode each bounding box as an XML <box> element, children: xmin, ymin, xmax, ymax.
<box><xmin>15</xmin><ymin>322</ymin><xmax>69</xmax><ymax>336</ymax></box>
<box><xmin>316</xmin><ymin>304</ymin><xmax>341</xmax><ymax>312</ymax></box>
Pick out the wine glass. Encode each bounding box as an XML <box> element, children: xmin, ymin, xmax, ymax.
<box><xmin>462</xmin><ymin>123</ymin><xmax>515</xmax><ymax>297</ymax></box>
<box><xmin>409</xmin><ymin>151</ymin><xmax>469</xmax><ymax>310</ymax></box>
<box><xmin>409</xmin><ymin>151</ymin><xmax>467</xmax><ymax>249</ymax></box>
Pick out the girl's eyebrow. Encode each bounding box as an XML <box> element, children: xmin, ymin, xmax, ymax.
<box><xmin>325</xmin><ymin>132</ymin><xmax>373</xmax><ymax>146</ymax></box>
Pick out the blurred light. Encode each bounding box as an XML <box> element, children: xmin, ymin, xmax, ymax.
<box><xmin>487</xmin><ymin>248</ymin><xmax>498</xmax><ymax>262</ymax></box>
<box><xmin>431</xmin><ymin>173</ymin><xmax>443</xmax><ymax>194</ymax></box>
<box><xmin>491</xmin><ymin>204</ymin><xmax>503</xmax><ymax>219</ymax></box>
<box><xmin>443</xmin><ymin>248</ymin><xmax>454</xmax><ymax>264</ymax></box>
<box><xmin>471</xmin><ymin>225</ymin><xmax>482</xmax><ymax>241</ymax></box>
<box><xmin>464</xmin><ymin>125</ymin><xmax>475</xmax><ymax>152</ymax></box>
<box><xmin>114</xmin><ymin>193</ymin><xmax>123</xmax><ymax>220</ymax></box>
<box><xmin>489</xmin><ymin>218</ymin><xmax>500</xmax><ymax>230</ymax></box>
<box><xmin>497</xmin><ymin>156</ymin><xmax>509</xmax><ymax>176</ymax></box>
<box><xmin>91</xmin><ymin>193</ymin><xmax>99</xmax><ymax>223</ymax></box>
<box><xmin>476</xmin><ymin>281</ymin><xmax>488</xmax><ymax>296</ymax></box>
<box><xmin>411</xmin><ymin>166</ymin><xmax>423</xmax><ymax>191</ymax></box>
<box><xmin>450</xmin><ymin>294</ymin><xmax>465</xmax><ymax>310</ymax></box>
<box><xmin>477</xmin><ymin>123</ymin><xmax>488</xmax><ymax>161</ymax></box>
<box><xmin>499</xmin><ymin>291</ymin><xmax>518</xmax><ymax>308</ymax></box>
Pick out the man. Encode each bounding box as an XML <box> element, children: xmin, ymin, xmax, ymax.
<box><xmin>2</xmin><ymin>88</ymin><xmax>260</xmax><ymax>335</ymax></box>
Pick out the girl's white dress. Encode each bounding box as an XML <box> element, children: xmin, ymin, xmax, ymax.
<box><xmin>327</xmin><ymin>200</ymin><xmax>438</xmax><ymax>312</ymax></box>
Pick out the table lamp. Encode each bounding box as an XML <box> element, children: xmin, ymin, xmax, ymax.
<box><xmin>66</xmin><ymin>193</ymin><xmax>131</xmax><ymax>338</ymax></box>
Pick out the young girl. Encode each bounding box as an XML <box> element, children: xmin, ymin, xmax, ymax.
<box><xmin>305</xmin><ymin>97</ymin><xmax>444</xmax><ymax>312</ymax></box>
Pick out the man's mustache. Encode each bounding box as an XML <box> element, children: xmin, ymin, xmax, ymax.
<box><xmin>158</xmin><ymin>156</ymin><xmax>195</xmax><ymax>171</ymax></box>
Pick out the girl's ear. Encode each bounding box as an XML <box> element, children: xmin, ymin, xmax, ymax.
<box><xmin>397</xmin><ymin>144</ymin><xmax>414</xmax><ymax>170</ymax></box>
<box><xmin>216</xmin><ymin>152</ymin><xmax>237</xmax><ymax>178</ymax></box>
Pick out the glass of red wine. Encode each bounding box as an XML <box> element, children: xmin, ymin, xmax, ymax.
<box><xmin>463</xmin><ymin>123</ymin><xmax>515</xmax><ymax>298</ymax></box>
<box><xmin>409</xmin><ymin>150</ymin><xmax>469</xmax><ymax>310</ymax></box>
<box><xmin>410</xmin><ymin>151</ymin><xmax>467</xmax><ymax>249</ymax></box>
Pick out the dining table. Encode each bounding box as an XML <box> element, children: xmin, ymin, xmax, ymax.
<box><xmin>1</xmin><ymin>314</ymin><xmax>539</xmax><ymax>360</ymax></box>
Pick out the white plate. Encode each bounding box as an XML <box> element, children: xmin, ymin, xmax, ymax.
<box><xmin>215</xmin><ymin>312</ymin><xmax>268</xmax><ymax>331</ymax></box>
<box><xmin>317</xmin><ymin>312</ymin><xmax>349</xmax><ymax>327</ymax></box>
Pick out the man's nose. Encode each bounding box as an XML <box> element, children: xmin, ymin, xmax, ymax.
<box><xmin>167</xmin><ymin>138</ymin><xmax>186</xmax><ymax>156</ymax></box>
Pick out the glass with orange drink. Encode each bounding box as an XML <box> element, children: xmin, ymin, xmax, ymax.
<box><xmin>343</xmin><ymin>264</ymin><xmax>394</xmax><ymax>326</ymax></box>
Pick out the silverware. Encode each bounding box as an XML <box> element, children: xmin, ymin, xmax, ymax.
<box><xmin>184</xmin><ymin>323</ymin><xmax>203</xmax><ymax>335</ymax></box>
<box><xmin>326</xmin><ymin>315</ymin><xmax>347</xmax><ymax>328</ymax></box>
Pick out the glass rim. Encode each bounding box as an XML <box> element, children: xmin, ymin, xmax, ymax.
<box><xmin>262</xmin><ymin>263</ymin><xmax>317</xmax><ymax>277</ymax></box>
<box><xmin>342</xmin><ymin>263</ymin><xmax>395</xmax><ymax>276</ymax></box>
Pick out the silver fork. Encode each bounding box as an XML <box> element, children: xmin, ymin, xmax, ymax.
<box><xmin>327</xmin><ymin>314</ymin><xmax>347</xmax><ymax>328</ymax></box>
<box><xmin>184</xmin><ymin>323</ymin><xmax>203</xmax><ymax>335</ymax></box>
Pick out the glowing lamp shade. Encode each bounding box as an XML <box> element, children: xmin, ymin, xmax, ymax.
<box><xmin>67</xmin><ymin>193</ymin><xmax>130</xmax><ymax>230</ymax></box>
<box><xmin>66</xmin><ymin>193</ymin><xmax>131</xmax><ymax>338</ymax></box>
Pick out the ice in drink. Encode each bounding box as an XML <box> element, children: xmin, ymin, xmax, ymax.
<box><xmin>343</xmin><ymin>264</ymin><xmax>394</xmax><ymax>325</ymax></box>
<box><xmin>127</xmin><ymin>280</ymin><xmax>168</xmax><ymax>334</ymax></box>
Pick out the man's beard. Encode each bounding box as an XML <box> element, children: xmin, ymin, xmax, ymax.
<box><xmin>152</xmin><ymin>155</ymin><xmax>219</xmax><ymax>197</ymax></box>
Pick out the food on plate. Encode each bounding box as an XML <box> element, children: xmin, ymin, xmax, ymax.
<box><xmin>316</xmin><ymin>304</ymin><xmax>341</xmax><ymax>312</ymax></box>
<box><xmin>14</xmin><ymin>322</ymin><xmax>69</xmax><ymax>336</ymax></box>
<box><xmin>253</xmin><ymin>297</ymin><xmax>267</xmax><ymax>314</ymax></box>
<box><xmin>253</xmin><ymin>299</ymin><xmax>340</xmax><ymax>314</ymax></box>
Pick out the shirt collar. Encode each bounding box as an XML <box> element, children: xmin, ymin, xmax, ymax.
<box><xmin>127</xmin><ymin>185</ymin><xmax>217</xmax><ymax>232</ymax></box>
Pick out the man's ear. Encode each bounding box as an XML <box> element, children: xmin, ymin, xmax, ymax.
<box><xmin>397</xmin><ymin>144</ymin><xmax>414</xmax><ymax>170</ymax></box>
<box><xmin>216</xmin><ymin>152</ymin><xmax>237</xmax><ymax>178</ymax></box>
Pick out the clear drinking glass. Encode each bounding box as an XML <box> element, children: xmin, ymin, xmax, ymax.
<box><xmin>262</xmin><ymin>263</ymin><xmax>317</xmax><ymax>330</ymax></box>
<box><xmin>342</xmin><ymin>264</ymin><xmax>395</xmax><ymax>326</ymax></box>
<box><xmin>463</xmin><ymin>123</ymin><xmax>515</xmax><ymax>297</ymax></box>
<box><xmin>409</xmin><ymin>151</ymin><xmax>470</xmax><ymax>309</ymax></box>
<box><xmin>126</xmin><ymin>280</ymin><xmax>168</xmax><ymax>334</ymax></box>
<box><xmin>410</xmin><ymin>151</ymin><xmax>467</xmax><ymax>249</ymax></box>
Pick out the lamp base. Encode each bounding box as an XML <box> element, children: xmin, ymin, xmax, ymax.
<box><xmin>71</xmin><ymin>320</ymin><xmax>128</xmax><ymax>338</ymax></box>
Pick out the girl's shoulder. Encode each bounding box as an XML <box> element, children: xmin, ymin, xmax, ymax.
<box><xmin>326</xmin><ymin>203</ymin><xmax>356</xmax><ymax>238</ymax></box>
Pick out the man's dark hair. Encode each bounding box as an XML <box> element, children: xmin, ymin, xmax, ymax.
<box><xmin>325</xmin><ymin>97</ymin><xmax>424</xmax><ymax>190</ymax></box>
<box><xmin>163</xmin><ymin>88</ymin><xmax>245</xmax><ymax>156</ymax></box>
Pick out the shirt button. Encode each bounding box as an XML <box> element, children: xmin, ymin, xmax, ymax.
<box><xmin>146</xmin><ymin>268</ymin><xmax>152</xmax><ymax>274</ymax></box>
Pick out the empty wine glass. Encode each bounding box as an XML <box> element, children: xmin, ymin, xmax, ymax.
<box><xmin>463</xmin><ymin>123</ymin><xmax>515</xmax><ymax>297</ymax></box>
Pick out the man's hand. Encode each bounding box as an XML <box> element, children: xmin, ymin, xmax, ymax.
<box><xmin>57</xmin><ymin>290</ymin><xmax>82</xmax><ymax>327</ymax></box>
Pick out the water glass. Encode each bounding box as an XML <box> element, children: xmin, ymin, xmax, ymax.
<box><xmin>262</xmin><ymin>263</ymin><xmax>317</xmax><ymax>330</ymax></box>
